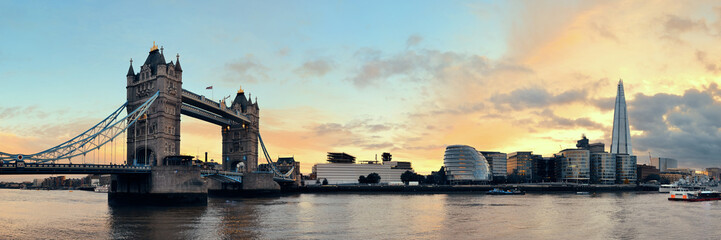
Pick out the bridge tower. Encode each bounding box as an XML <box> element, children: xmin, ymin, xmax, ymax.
<box><xmin>126</xmin><ymin>43</ymin><xmax>182</xmax><ymax>166</ymax></box>
<box><xmin>222</xmin><ymin>87</ymin><xmax>259</xmax><ymax>173</ymax></box>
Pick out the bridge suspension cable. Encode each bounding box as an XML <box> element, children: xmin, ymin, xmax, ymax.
<box><xmin>258</xmin><ymin>133</ymin><xmax>294</xmax><ymax>179</ymax></box>
<box><xmin>0</xmin><ymin>91</ymin><xmax>160</xmax><ymax>163</ymax></box>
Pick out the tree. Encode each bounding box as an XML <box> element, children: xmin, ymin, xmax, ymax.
<box><xmin>358</xmin><ymin>175</ymin><xmax>367</xmax><ymax>184</ymax></box>
<box><xmin>401</xmin><ymin>170</ymin><xmax>415</xmax><ymax>184</ymax></box>
<box><xmin>366</xmin><ymin>173</ymin><xmax>381</xmax><ymax>184</ymax></box>
<box><xmin>643</xmin><ymin>174</ymin><xmax>661</xmax><ymax>183</ymax></box>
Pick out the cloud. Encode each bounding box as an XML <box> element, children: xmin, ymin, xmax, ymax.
<box><xmin>663</xmin><ymin>14</ymin><xmax>707</xmax><ymax>34</ymax></box>
<box><xmin>349</xmin><ymin>48</ymin><xmax>532</xmax><ymax>88</ymax></box>
<box><xmin>294</xmin><ymin>59</ymin><xmax>332</xmax><ymax>78</ymax></box>
<box><xmin>535</xmin><ymin>109</ymin><xmax>605</xmax><ymax>130</ymax></box>
<box><xmin>224</xmin><ymin>55</ymin><xmax>269</xmax><ymax>83</ymax></box>
<box><xmin>660</xmin><ymin>14</ymin><xmax>708</xmax><ymax>42</ymax></box>
<box><xmin>629</xmin><ymin>84</ymin><xmax>721</xmax><ymax>168</ymax></box>
<box><xmin>490</xmin><ymin>87</ymin><xmax>587</xmax><ymax>110</ymax></box>
<box><xmin>406</xmin><ymin>34</ymin><xmax>423</xmax><ymax>47</ymax></box>
<box><xmin>590</xmin><ymin>22</ymin><xmax>618</xmax><ymax>42</ymax></box>
<box><xmin>695</xmin><ymin>50</ymin><xmax>721</xmax><ymax>73</ymax></box>
<box><xmin>277</xmin><ymin>47</ymin><xmax>290</xmax><ymax>57</ymax></box>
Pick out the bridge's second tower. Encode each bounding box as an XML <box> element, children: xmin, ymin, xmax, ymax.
<box><xmin>126</xmin><ymin>43</ymin><xmax>183</xmax><ymax>166</ymax></box>
<box><xmin>222</xmin><ymin>88</ymin><xmax>259</xmax><ymax>173</ymax></box>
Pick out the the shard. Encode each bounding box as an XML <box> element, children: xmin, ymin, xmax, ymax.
<box><xmin>610</xmin><ymin>79</ymin><xmax>632</xmax><ymax>155</ymax></box>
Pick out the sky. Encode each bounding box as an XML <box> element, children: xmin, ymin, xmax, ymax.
<box><xmin>2</xmin><ymin>0</ymin><xmax>721</xmax><ymax>181</ymax></box>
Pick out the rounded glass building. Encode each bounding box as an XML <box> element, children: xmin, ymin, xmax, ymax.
<box><xmin>444</xmin><ymin>145</ymin><xmax>492</xmax><ymax>183</ymax></box>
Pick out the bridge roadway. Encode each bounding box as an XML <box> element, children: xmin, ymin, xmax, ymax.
<box><xmin>0</xmin><ymin>163</ymin><xmax>293</xmax><ymax>183</ymax></box>
<box><xmin>181</xmin><ymin>89</ymin><xmax>249</xmax><ymax>126</ymax></box>
<box><xmin>0</xmin><ymin>163</ymin><xmax>151</xmax><ymax>175</ymax></box>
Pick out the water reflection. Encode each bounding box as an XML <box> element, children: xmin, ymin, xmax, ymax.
<box><xmin>2</xmin><ymin>190</ymin><xmax>721</xmax><ymax>239</ymax></box>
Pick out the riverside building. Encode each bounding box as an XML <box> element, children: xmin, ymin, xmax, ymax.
<box><xmin>507</xmin><ymin>151</ymin><xmax>535</xmax><ymax>180</ymax></box>
<box><xmin>479</xmin><ymin>151</ymin><xmax>508</xmax><ymax>179</ymax></box>
<box><xmin>558</xmin><ymin>149</ymin><xmax>590</xmax><ymax>183</ymax></box>
<box><xmin>444</xmin><ymin>145</ymin><xmax>492</xmax><ymax>184</ymax></box>
<box><xmin>616</xmin><ymin>154</ymin><xmax>637</xmax><ymax>184</ymax></box>
<box><xmin>651</xmin><ymin>157</ymin><xmax>678</xmax><ymax>172</ymax></box>
<box><xmin>590</xmin><ymin>152</ymin><xmax>616</xmax><ymax>184</ymax></box>
<box><xmin>312</xmin><ymin>152</ymin><xmax>413</xmax><ymax>184</ymax></box>
<box><xmin>577</xmin><ymin>136</ymin><xmax>616</xmax><ymax>184</ymax></box>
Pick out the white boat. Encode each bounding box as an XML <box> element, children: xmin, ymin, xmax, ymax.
<box><xmin>669</xmin><ymin>186</ymin><xmax>706</xmax><ymax>198</ymax></box>
<box><xmin>669</xmin><ymin>187</ymin><xmax>721</xmax><ymax>201</ymax></box>
<box><xmin>94</xmin><ymin>185</ymin><xmax>109</xmax><ymax>193</ymax></box>
<box><xmin>659</xmin><ymin>184</ymin><xmax>677</xmax><ymax>193</ymax></box>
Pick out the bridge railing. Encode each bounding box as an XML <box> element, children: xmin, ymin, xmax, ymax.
<box><xmin>181</xmin><ymin>89</ymin><xmax>223</xmax><ymax>109</ymax></box>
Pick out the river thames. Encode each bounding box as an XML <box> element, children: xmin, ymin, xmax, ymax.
<box><xmin>0</xmin><ymin>189</ymin><xmax>719</xmax><ymax>239</ymax></box>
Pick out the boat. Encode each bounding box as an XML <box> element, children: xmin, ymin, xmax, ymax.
<box><xmin>668</xmin><ymin>187</ymin><xmax>721</xmax><ymax>202</ymax></box>
<box><xmin>576</xmin><ymin>191</ymin><xmax>591</xmax><ymax>195</ymax></box>
<box><xmin>487</xmin><ymin>188</ymin><xmax>525</xmax><ymax>195</ymax></box>
<box><xmin>94</xmin><ymin>185</ymin><xmax>109</xmax><ymax>193</ymax></box>
<box><xmin>658</xmin><ymin>184</ymin><xmax>677</xmax><ymax>193</ymax></box>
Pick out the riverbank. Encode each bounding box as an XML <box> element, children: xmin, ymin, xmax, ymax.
<box><xmin>295</xmin><ymin>183</ymin><xmax>658</xmax><ymax>193</ymax></box>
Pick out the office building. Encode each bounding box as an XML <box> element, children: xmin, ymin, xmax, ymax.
<box><xmin>444</xmin><ymin>145</ymin><xmax>492</xmax><ymax>183</ymax></box>
<box><xmin>616</xmin><ymin>154</ymin><xmax>637</xmax><ymax>184</ymax></box>
<box><xmin>590</xmin><ymin>152</ymin><xmax>616</xmax><ymax>184</ymax></box>
<box><xmin>558</xmin><ymin>149</ymin><xmax>590</xmax><ymax>183</ymax></box>
<box><xmin>637</xmin><ymin>164</ymin><xmax>659</xmax><ymax>182</ymax></box>
<box><xmin>508</xmin><ymin>151</ymin><xmax>534</xmax><ymax>180</ymax></box>
<box><xmin>651</xmin><ymin>157</ymin><xmax>678</xmax><ymax>172</ymax></box>
<box><xmin>479</xmin><ymin>151</ymin><xmax>507</xmax><ymax>179</ymax></box>
<box><xmin>534</xmin><ymin>157</ymin><xmax>557</xmax><ymax>182</ymax></box>
<box><xmin>312</xmin><ymin>152</ymin><xmax>413</xmax><ymax>184</ymax></box>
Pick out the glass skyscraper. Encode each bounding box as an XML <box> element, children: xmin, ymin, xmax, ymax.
<box><xmin>611</xmin><ymin>79</ymin><xmax>632</xmax><ymax>155</ymax></box>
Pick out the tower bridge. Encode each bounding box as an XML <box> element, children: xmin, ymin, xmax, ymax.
<box><xmin>0</xmin><ymin>43</ymin><xmax>297</xmax><ymax>205</ymax></box>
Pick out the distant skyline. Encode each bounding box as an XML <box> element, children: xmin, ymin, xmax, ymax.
<box><xmin>2</xmin><ymin>1</ymin><xmax>721</xmax><ymax>181</ymax></box>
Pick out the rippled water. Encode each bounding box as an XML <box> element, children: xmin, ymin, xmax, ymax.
<box><xmin>0</xmin><ymin>189</ymin><xmax>719</xmax><ymax>239</ymax></box>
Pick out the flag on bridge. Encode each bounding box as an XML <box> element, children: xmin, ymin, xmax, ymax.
<box><xmin>206</xmin><ymin>86</ymin><xmax>213</xmax><ymax>90</ymax></box>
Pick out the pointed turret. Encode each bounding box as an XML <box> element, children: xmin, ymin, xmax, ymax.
<box><xmin>175</xmin><ymin>53</ymin><xmax>183</xmax><ymax>72</ymax></box>
<box><xmin>126</xmin><ymin>59</ymin><xmax>135</xmax><ymax>76</ymax></box>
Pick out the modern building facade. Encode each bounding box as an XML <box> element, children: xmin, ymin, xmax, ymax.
<box><xmin>508</xmin><ymin>151</ymin><xmax>534</xmax><ymax>179</ymax></box>
<box><xmin>616</xmin><ymin>154</ymin><xmax>637</xmax><ymax>184</ymax></box>
<box><xmin>558</xmin><ymin>149</ymin><xmax>590</xmax><ymax>183</ymax></box>
<box><xmin>590</xmin><ymin>152</ymin><xmax>616</xmax><ymax>184</ymax></box>
<box><xmin>479</xmin><ymin>151</ymin><xmax>507</xmax><ymax>179</ymax></box>
<box><xmin>651</xmin><ymin>157</ymin><xmax>678</xmax><ymax>172</ymax></box>
<box><xmin>611</xmin><ymin>79</ymin><xmax>632</xmax><ymax>155</ymax></box>
<box><xmin>534</xmin><ymin>157</ymin><xmax>556</xmax><ymax>182</ymax></box>
<box><xmin>312</xmin><ymin>163</ymin><xmax>411</xmax><ymax>184</ymax></box>
<box><xmin>444</xmin><ymin>145</ymin><xmax>492</xmax><ymax>183</ymax></box>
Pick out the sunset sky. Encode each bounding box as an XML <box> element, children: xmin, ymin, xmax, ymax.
<box><xmin>2</xmin><ymin>0</ymin><xmax>721</xmax><ymax>180</ymax></box>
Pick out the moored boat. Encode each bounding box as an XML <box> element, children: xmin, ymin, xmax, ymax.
<box><xmin>658</xmin><ymin>184</ymin><xmax>676</xmax><ymax>193</ymax></box>
<box><xmin>487</xmin><ymin>188</ymin><xmax>525</xmax><ymax>195</ymax></box>
<box><xmin>94</xmin><ymin>185</ymin><xmax>109</xmax><ymax>193</ymax></box>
